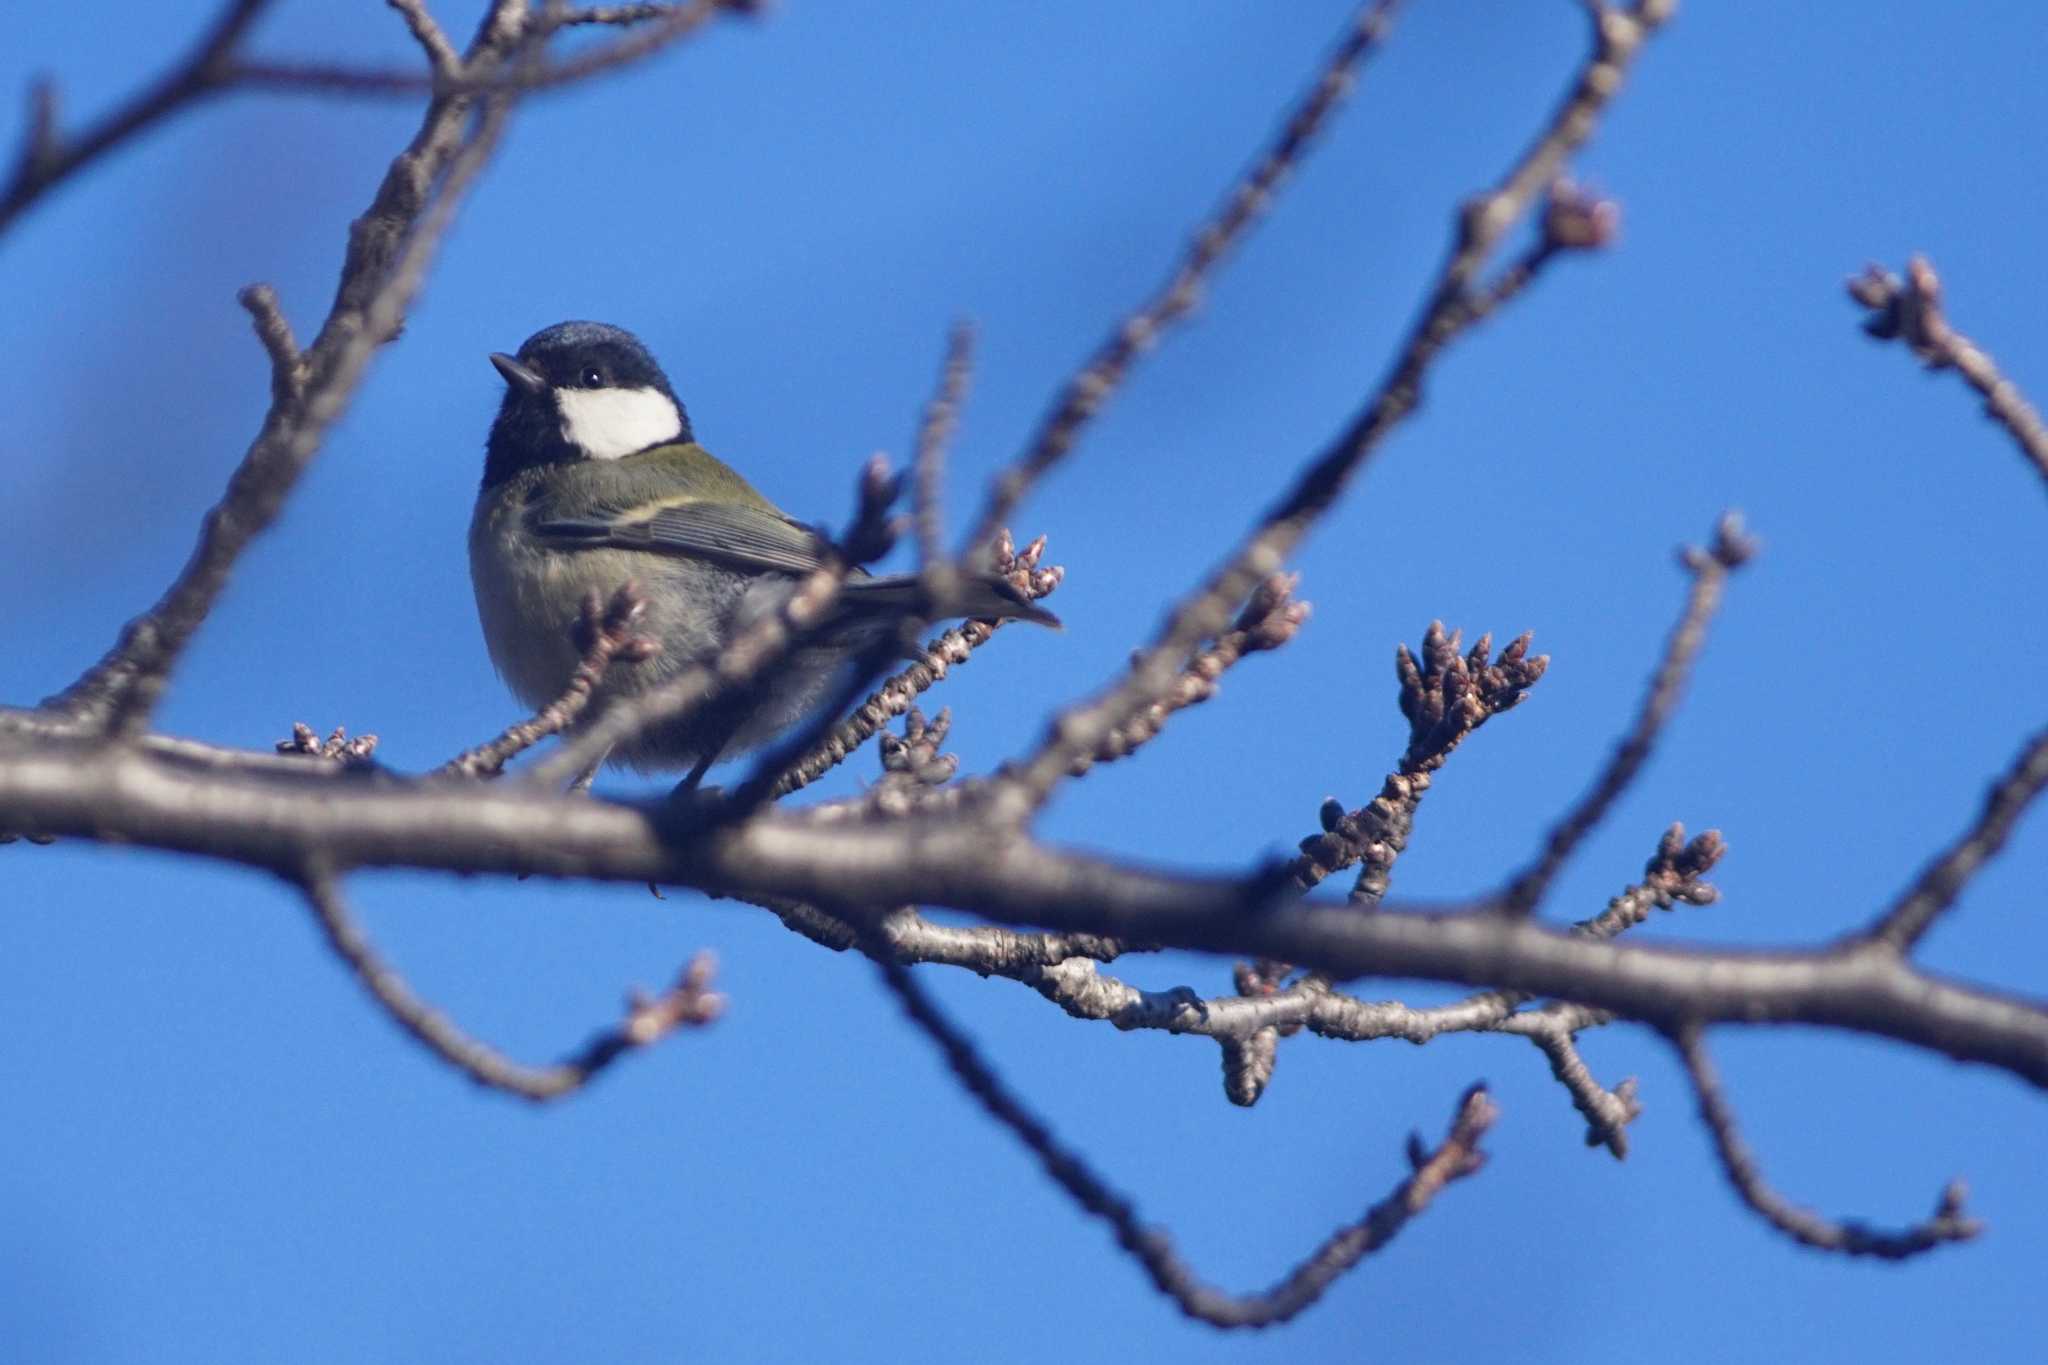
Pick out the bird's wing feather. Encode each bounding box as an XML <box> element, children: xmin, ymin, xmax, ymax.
<box><xmin>533</xmin><ymin>499</ymin><xmax>829</xmax><ymax>577</ymax></box>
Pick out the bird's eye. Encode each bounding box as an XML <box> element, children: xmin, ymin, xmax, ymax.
<box><xmin>580</xmin><ymin>366</ymin><xmax>605</xmax><ymax>388</ymax></box>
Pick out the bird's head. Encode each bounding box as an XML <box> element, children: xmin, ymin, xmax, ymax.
<box><xmin>483</xmin><ymin>321</ymin><xmax>691</xmax><ymax>487</ymax></box>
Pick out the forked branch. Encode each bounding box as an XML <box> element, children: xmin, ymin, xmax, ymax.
<box><xmin>874</xmin><ymin>944</ymin><xmax>1495</xmax><ymax>1328</ymax></box>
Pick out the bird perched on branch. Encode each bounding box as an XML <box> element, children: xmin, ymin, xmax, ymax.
<box><xmin>469</xmin><ymin>321</ymin><xmax>1056</xmax><ymax>782</ymax></box>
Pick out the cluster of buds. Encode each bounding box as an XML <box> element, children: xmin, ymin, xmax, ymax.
<box><xmin>275</xmin><ymin>721</ymin><xmax>379</xmax><ymax>766</ymax></box>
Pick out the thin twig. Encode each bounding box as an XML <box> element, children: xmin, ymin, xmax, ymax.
<box><xmin>0</xmin><ymin>0</ymin><xmax>273</xmax><ymax>236</ymax></box>
<box><xmin>548</xmin><ymin>5</ymin><xmax>686</xmax><ymax>30</ymax></box>
<box><xmin>235</xmin><ymin>282</ymin><xmax>304</xmax><ymax>403</ymax></box>
<box><xmin>872</xmin><ymin>944</ymin><xmax>1495</xmax><ymax>1328</ymax></box>
<box><xmin>299</xmin><ymin>866</ymin><xmax>723</xmax><ymax>1101</ymax></box>
<box><xmin>1216</xmin><ymin>824</ymin><xmax>1721</xmax><ymax>1113</ymax></box>
<box><xmin>439</xmin><ymin>583</ymin><xmax>659</xmax><ymax>778</ymax></box>
<box><xmin>1849</xmin><ymin>256</ymin><xmax>2048</xmax><ymax>494</ymax></box>
<box><xmin>960</xmin><ymin>0</ymin><xmax>1408</xmax><ymax>557</ymax></box>
<box><xmin>1293</xmin><ymin>624</ymin><xmax>1547</xmax><ymax>902</ymax></box>
<box><xmin>1075</xmin><ymin>572</ymin><xmax>1310</xmax><ymax>775</ymax></box>
<box><xmin>229</xmin><ymin>0</ymin><xmax>744</xmax><ymax>99</ymax></box>
<box><xmin>1671</xmin><ymin>1023</ymin><xmax>1980</xmax><ymax>1258</ymax></box>
<box><xmin>386</xmin><ymin>0</ymin><xmax>462</xmax><ymax>73</ymax></box>
<box><xmin>1495</xmin><ymin>514</ymin><xmax>1753</xmax><ymax>917</ymax></box>
<box><xmin>766</xmin><ymin>531</ymin><xmax>1063</xmax><ymax>799</ymax></box>
<box><xmin>995</xmin><ymin>5</ymin><xmax>1665</xmax><ymax>814</ymax></box>
<box><xmin>1864</xmin><ymin>727</ymin><xmax>2048</xmax><ymax>953</ymax></box>
<box><xmin>913</xmin><ymin>322</ymin><xmax>975</xmax><ymax>569</ymax></box>
<box><xmin>1527</xmin><ymin>1026</ymin><xmax>1640</xmax><ymax>1157</ymax></box>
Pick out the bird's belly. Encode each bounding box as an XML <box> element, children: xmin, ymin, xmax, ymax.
<box><xmin>469</xmin><ymin>511</ymin><xmax>830</xmax><ymax>770</ymax></box>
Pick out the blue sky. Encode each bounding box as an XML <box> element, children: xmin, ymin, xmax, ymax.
<box><xmin>4</xmin><ymin>2</ymin><xmax>2045</xmax><ymax>1361</ymax></box>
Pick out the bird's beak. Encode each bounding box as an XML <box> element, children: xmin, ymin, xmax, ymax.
<box><xmin>489</xmin><ymin>352</ymin><xmax>549</xmax><ymax>396</ymax></box>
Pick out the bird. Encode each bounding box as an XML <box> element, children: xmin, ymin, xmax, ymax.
<box><xmin>469</xmin><ymin>320</ymin><xmax>1056</xmax><ymax>783</ymax></box>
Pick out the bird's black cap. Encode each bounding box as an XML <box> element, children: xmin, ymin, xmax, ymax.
<box><xmin>482</xmin><ymin>321</ymin><xmax>692</xmax><ymax>488</ymax></box>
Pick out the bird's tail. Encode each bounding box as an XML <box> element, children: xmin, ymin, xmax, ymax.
<box><xmin>839</xmin><ymin>572</ymin><xmax>1060</xmax><ymax>629</ymax></box>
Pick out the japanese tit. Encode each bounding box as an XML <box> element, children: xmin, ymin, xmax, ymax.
<box><xmin>469</xmin><ymin>321</ymin><xmax>1055</xmax><ymax>776</ymax></box>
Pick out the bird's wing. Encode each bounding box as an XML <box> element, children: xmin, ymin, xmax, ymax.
<box><xmin>532</xmin><ymin>499</ymin><xmax>829</xmax><ymax>577</ymax></box>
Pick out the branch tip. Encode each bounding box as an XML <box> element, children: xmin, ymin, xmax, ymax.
<box><xmin>1675</xmin><ymin>1024</ymin><xmax>1981</xmax><ymax>1258</ymax></box>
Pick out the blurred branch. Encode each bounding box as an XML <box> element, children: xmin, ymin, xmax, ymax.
<box><xmin>1850</xmin><ymin>255</ymin><xmax>2048</xmax><ymax>494</ymax></box>
<box><xmin>278</xmin><ymin>722</ymin><xmax>381</xmax><ymax>766</ymax></box>
<box><xmin>1527</xmin><ymin>1025</ymin><xmax>1641</xmax><ymax>1158</ymax></box>
<box><xmin>912</xmin><ymin>321</ymin><xmax>974</xmax><ymax>569</ymax></box>
<box><xmin>873</xmin><ymin>944</ymin><xmax>1495</xmax><ymax>1328</ymax></box>
<box><xmin>0</xmin><ymin>0</ymin><xmax>274</xmax><ymax>237</ymax></box>
<box><xmin>0</xmin><ymin>1</ymin><xmax>735</xmax><ymax>238</ymax></box>
<box><xmin>45</xmin><ymin>89</ymin><xmax>514</xmax><ymax>734</ymax></box>
<box><xmin>229</xmin><ymin>0</ymin><xmax>748</xmax><ymax>99</ymax></box>
<box><xmin>1071</xmin><ymin>572</ymin><xmax>1311</xmax><ymax>777</ymax></box>
<box><xmin>301</xmin><ymin>865</ymin><xmax>724</xmax><ymax>1101</ymax></box>
<box><xmin>1671</xmin><ymin>1023</ymin><xmax>1981</xmax><ymax>1258</ymax></box>
<box><xmin>1495</xmin><ymin>514</ymin><xmax>1754</xmax><ymax>917</ymax></box>
<box><xmin>961</xmin><ymin>0</ymin><xmax>1408</xmax><ymax>555</ymax></box>
<box><xmin>1862</xmin><ymin>728</ymin><xmax>2048</xmax><ymax>954</ymax></box>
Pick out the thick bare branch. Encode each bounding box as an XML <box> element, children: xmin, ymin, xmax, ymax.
<box><xmin>1672</xmin><ymin>1023</ymin><xmax>1981</xmax><ymax>1258</ymax></box>
<box><xmin>301</xmin><ymin>866</ymin><xmax>723</xmax><ymax>1101</ymax></box>
<box><xmin>8</xmin><ymin>737</ymin><xmax>2048</xmax><ymax>1089</ymax></box>
<box><xmin>873</xmin><ymin>945</ymin><xmax>1494</xmax><ymax>1328</ymax></box>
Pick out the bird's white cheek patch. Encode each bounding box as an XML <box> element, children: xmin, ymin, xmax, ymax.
<box><xmin>555</xmin><ymin>386</ymin><xmax>683</xmax><ymax>460</ymax></box>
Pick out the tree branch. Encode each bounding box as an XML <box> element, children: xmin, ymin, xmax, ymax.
<box><xmin>5</xmin><ymin>736</ymin><xmax>2046</xmax><ymax>1089</ymax></box>
<box><xmin>764</xmin><ymin>530</ymin><xmax>1064</xmax><ymax>800</ymax></box>
<box><xmin>912</xmin><ymin>321</ymin><xmax>974</xmax><ymax>569</ymax></box>
<box><xmin>1293</xmin><ymin>623</ymin><xmax>1547</xmax><ymax>902</ymax></box>
<box><xmin>995</xmin><ymin>0</ymin><xmax>1671</xmax><ymax>816</ymax></box>
<box><xmin>1671</xmin><ymin>1023</ymin><xmax>1980</xmax><ymax>1258</ymax></box>
<box><xmin>300</xmin><ymin>865</ymin><xmax>723</xmax><ymax>1101</ymax></box>
<box><xmin>43</xmin><ymin>60</ymin><xmax>518</xmax><ymax>732</ymax></box>
<box><xmin>0</xmin><ymin>0</ymin><xmax>274</xmax><ymax>237</ymax></box>
<box><xmin>1862</xmin><ymin>727</ymin><xmax>2048</xmax><ymax>954</ymax></box>
<box><xmin>1496</xmin><ymin>514</ymin><xmax>1754</xmax><ymax>917</ymax></box>
<box><xmin>873</xmin><ymin>943</ymin><xmax>1495</xmax><ymax>1328</ymax></box>
<box><xmin>439</xmin><ymin>582</ymin><xmax>661</xmax><ymax>778</ymax></box>
<box><xmin>960</xmin><ymin>0</ymin><xmax>1408</xmax><ymax>555</ymax></box>
<box><xmin>1849</xmin><ymin>255</ymin><xmax>2048</xmax><ymax>494</ymax></box>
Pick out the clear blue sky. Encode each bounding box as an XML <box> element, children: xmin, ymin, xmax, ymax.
<box><xmin>4</xmin><ymin>2</ymin><xmax>2045</xmax><ymax>1361</ymax></box>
